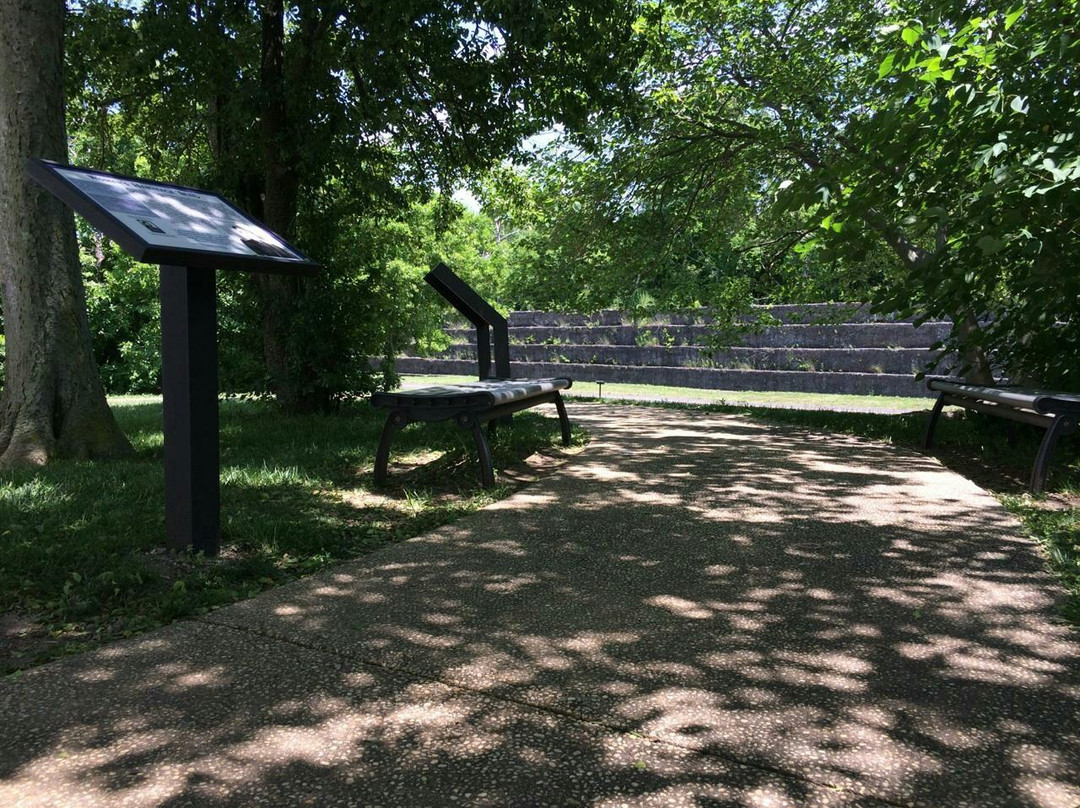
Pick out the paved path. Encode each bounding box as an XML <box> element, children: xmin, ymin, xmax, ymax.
<box><xmin>2</xmin><ymin>405</ymin><xmax>1078</xmax><ymax>808</ymax></box>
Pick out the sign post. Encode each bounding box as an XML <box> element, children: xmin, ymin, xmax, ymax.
<box><xmin>29</xmin><ymin>159</ymin><xmax>319</xmax><ymax>555</ymax></box>
<box><xmin>160</xmin><ymin>266</ymin><xmax>220</xmax><ymax>554</ymax></box>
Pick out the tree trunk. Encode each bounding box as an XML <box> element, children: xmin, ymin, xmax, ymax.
<box><xmin>255</xmin><ymin>0</ymin><xmax>325</xmax><ymax>412</ymax></box>
<box><xmin>955</xmin><ymin>311</ymin><xmax>995</xmax><ymax>384</ymax></box>
<box><xmin>867</xmin><ymin>212</ymin><xmax>995</xmax><ymax>384</ymax></box>
<box><xmin>0</xmin><ymin>0</ymin><xmax>133</xmax><ymax>466</ymax></box>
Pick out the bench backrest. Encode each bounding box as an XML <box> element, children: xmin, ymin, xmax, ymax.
<box><xmin>425</xmin><ymin>263</ymin><xmax>511</xmax><ymax>381</ymax></box>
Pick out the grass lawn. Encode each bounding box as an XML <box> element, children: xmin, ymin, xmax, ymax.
<box><xmin>0</xmin><ymin>396</ymin><xmax>586</xmax><ymax>674</ymax></box>
<box><xmin>400</xmin><ymin>374</ymin><xmax>932</xmax><ymax>412</ymax></box>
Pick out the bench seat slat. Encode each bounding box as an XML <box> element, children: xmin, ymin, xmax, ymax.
<box><xmin>371</xmin><ymin>377</ymin><xmax>572</xmax><ymax>410</ymax></box>
<box><xmin>927</xmin><ymin>379</ymin><xmax>1080</xmax><ymax>415</ymax></box>
<box><xmin>939</xmin><ymin>394</ymin><xmax>1055</xmax><ymax>428</ymax></box>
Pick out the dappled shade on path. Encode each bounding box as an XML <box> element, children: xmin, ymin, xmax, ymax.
<box><xmin>2</xmin><ymin>405</ymin><xmax>1077</xmax><ymax>807</ymax></box>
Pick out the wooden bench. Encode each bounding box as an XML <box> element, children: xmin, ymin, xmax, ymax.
<box><xmin>923</xmin><ymin>379</ymin><xmax>1080</xmax><ymax>493</ymax></box>
<box><xmin>371</xmin><ymin>378</ymin><xmax>573</xmax><ymax>487</ymax></box>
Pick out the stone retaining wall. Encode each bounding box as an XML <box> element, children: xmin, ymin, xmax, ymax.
<box><xmin>436</xmin><ymin>344</ymin><xmax>940</xmax><ymax>375</ymax></box>
<box><xmin>395</xmin><ymin>358</ymin><xmax>933</xmax><ymax>398</ymax></box>
<box><xmin>447</xmin><ymin>322</ymin><xmax>950</xmax><ymax>350</ymax></box>
<box><xmin>507</xmin><ymin>303</ymin><xmax>924</xmax><ymax>327</ymax></box>
<box><xmin>394</xmin><ymin>303</ymin><xmax>950</xmax><ymax>398</ymax></box>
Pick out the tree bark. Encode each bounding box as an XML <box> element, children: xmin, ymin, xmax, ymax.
<box><xmin>955</xmin><ymin>311</ymin><xmax>995</xmax><ymax>384</ymax></box>
<box><xmin>0</xmin><ymin>0</ymin><xmax>133</xmax><ymax>466</ymax></box>
<box><xmin>864</xmin><ymin>209</ymin><xmax>995</xmax><ymax>383</ymax></box>
<box><xmin>255</xmin><ymin>0</ymin><xmax>323</xmax><ymax>412</ymax></box>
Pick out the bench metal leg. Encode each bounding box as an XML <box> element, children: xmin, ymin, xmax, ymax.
<box><xmin>1031</xmin><ymin>416</ymin><xmax>1073</xmax><ymax>494</ymax></box>
<box><xmin>374</xmin><ymin>411</ymin><xmax>408</xmax><ymax>485</ymax></box>
<box><xmin>553</xmin><ymin>392</ymin><xmax>572</xmax><ymax>447</ymax></box>
<box><xmin>922</xmin><ymin>393</ymin><xmax>946</xmax><ymax>450</ymax></box>
<box><xmin>469</xmin><ymin>420</ymin><xmax>496</xmax><ymax>488</ymax></box>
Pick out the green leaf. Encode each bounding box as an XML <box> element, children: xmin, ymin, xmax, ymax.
<box><xmin>901</xmin><ymin>26</ymin><xmax>921</xmax><ymax>46</ymax></box>
<box><xmin>1004</xmin><ymin>7</ymin><xmax>1025</xmax><ymax>30</ymax></box>
<box><xmin>878</xmin><ymin>53</ymin><xmax>896</xmax><ymax>79</ymax></box>
<box><xmin>976</xmin><ymin>235</ymin><xmax>1006</xmax><ymax>254</ymax></box>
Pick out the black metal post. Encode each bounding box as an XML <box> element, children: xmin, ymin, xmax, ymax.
<box><xmin>476</xmin><ymin>324</ymin><xmax>492</xmax><ymax>380</ymax></box>
<box><xmin>492</xmin><ymin>320</ymin><xmax>511</xmax><ymax>379</ymax></box>
<box><xmin>553</xmin><ymin>392</ymin><xmax>572</xmax><ymax>446</ymax></box>
<box><xmin>374</xmin><ymin>410</ymin><xmax>408</xmax><ymax>486</ymax></box>
<box><xmin>160</xmin><ymin>266</ymin><xmax>220</xmax><ymax>555</ymax></box>
<box><xmin>922</xmin><ymin>393</ymin><xmax>946</xmax><ymax>449</ymax></box>
<box><xmin>1031</xmin><ymin>415</ymin><xmax>1073</xmax><ymax>495</ymax></box>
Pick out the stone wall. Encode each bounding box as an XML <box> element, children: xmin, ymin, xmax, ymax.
<box><xmin>394</xmin><ymin>304</ymin><xmax>952</xmax><ymax>397</ymax></box>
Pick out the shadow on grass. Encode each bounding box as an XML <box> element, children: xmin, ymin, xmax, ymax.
<box><xmin>0</xmin><ymin>398</ymin><xmax>582</xmax><ymax>672</ymax></box>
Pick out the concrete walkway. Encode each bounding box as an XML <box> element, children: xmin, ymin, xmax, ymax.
<box><xmin>2</xmin><ymin>405</ymin><xmax>1078</xmax><ymax>808</ymax></box>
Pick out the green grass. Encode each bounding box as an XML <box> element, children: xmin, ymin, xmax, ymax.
<box><xmin>401</xmin><ymin>374</ymin><xmax>931</xmax><ymax>412</ymax></box>
<box><xmin>0</xmin><ymin>396</ymin><xmax>585</xmax><ymax>673</ymax></box>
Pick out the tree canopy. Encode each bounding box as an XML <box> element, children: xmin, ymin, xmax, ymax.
<box><xmin>479</xmin><ymin>0</ymin><xmax>1080</xmax><ymax>384</ymax></box>
<box><xmin>8</xmin><ymin>0</ymin><xmax>1074</xmax><ymax>415</ymax></box>
<box><xmin>66</xmin><ymin>0</ymin><xmax>640</xmax><ymax>407</ymax></box>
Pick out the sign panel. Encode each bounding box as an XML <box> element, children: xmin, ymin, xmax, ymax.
<box><xmin>28</xmin><ymin>159</ymin><xmax>319</xmax><ymax>275</ymax></box>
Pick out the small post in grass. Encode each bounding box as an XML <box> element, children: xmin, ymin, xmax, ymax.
<box><xmin>596</xmin><ymin>380</ymin><xmax>605</xmax><ymax>400</ymax></box>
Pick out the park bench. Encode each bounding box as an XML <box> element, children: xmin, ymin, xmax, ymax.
<box><xmin>923</xmin><ymin>378</ymin><xmax>1080</xmax><ymax>493</ymax></box>
<box><xmin>371</xmin><ymin>378</ymin><xmax>573</xmax><ymax>487</ymax></box>
<box><xmin>371</xmin><ymin>263</ymin><xmax>573</xmax><ymax>487</ymax></box>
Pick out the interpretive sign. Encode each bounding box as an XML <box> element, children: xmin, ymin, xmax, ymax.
<box><xmin>28</xmin><ymin>160</ymin><xmax>318</xmax><ymax>274</ymax></box>
<box><xmin>29</xmin><ymin>159</ymin><xmax>321</xmax><ymax>556</ymax></box>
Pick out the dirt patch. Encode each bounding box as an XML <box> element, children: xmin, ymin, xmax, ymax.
<box><xmin>1</xmin><ymin>612</ymin><xmax>59</xmax><ymax>676</ymax></box>
<box><xmin>346</xmin><ymin>441</ymin><xmax>586</xmax><ymax>505</ymax></box>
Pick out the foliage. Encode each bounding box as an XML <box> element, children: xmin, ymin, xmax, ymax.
<box><xmin>785</xmin><ymin>3</ymin><xmax>1080</xmax><ymax>385</ymax></box>
<box><xmin>80</xmin><ymin>240</ymin><xmax>162</xmax><ymax>393</ymax></box>
<box><xmin>468</xmin><ymin>0</ymin><xmax>904</xmax><ymax>316</ymax></box>
<box><xmin>0</xmin><ymin>396</ymin><xmax>586</xmax><ymax>673</ymax></box>
<box><xmin>475</xmin><ymin>0</ymin><xmax>1079</xmax><ymax>384</ymax></box>
<box><xmin>475</xmin><ymin>146</ymin><xmax>883</xmax><ymax>317</ymax></box>
<box><xmin>50</xmin><ymin>0</ymin><xmax>1080</xmax><ymax>392</ymax></box>
<box><xmin>64</xmin><ymin>0</ymin><xmax>640</xmax><ymax>406</ymax></box>
<box><xmin>74</xmin><ymin>198</ymin><xmax>511</xmax><ymax>395</ymax></box>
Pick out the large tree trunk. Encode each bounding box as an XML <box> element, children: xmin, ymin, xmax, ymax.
<box><xmin>255</xmin><ymin>0</ymin><xmax>328</xmax><ymax>413</ymax></box>
<box><xmin>0</xmin><ymin>0</ymin><xmax>133</xmax><ymax>466</ymax></box>
<box><xmin>955</xmin><ymin>311</ymin><xmax>995</xmax><ymax>384</ymax></box>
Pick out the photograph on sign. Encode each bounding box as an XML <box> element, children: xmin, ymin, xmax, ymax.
<box><xmin>55</xmin><ymin>167</ymin><xmax>301</xmax><ymax>261</ymax></box>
